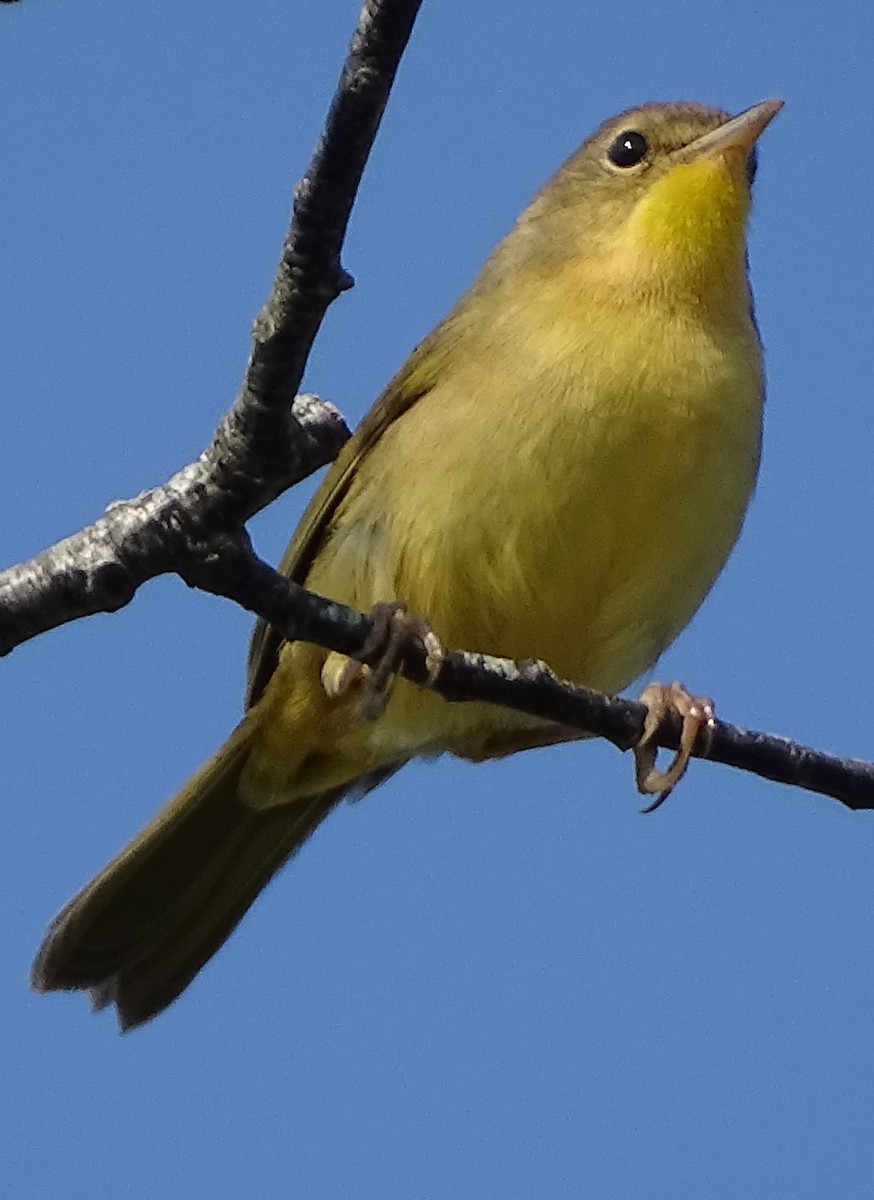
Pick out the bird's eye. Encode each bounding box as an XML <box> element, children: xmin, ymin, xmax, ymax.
<box><xmin>607</xmin><ymin>130</ymin><xmax>649</xmax><ymax>168</ymax></box>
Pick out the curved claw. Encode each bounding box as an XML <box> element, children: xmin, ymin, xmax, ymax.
<box><xmin>320</xmin><ymin>602</ymin><xmax>444</xmax><ymax>721</ymax></box>
<box><xmin>634</xmin><ymin>681</ymin><xmax>716</xmax><ymax>812</ymax></box>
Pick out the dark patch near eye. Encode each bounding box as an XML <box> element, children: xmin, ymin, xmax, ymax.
<box><xmin>746</xmin><ymin>146</ymin><xmax>759</xmax><ymax>186</ymax></box>
<box><xmin>607</xmin><ymin>130</ymin><xmax>649</xmax><ymax>168</ymax></box>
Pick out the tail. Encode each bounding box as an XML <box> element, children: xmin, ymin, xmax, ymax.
<box><xmin>31</xmin><ymin>721</ymin><xmax>345</xmax><ymax>1030</ymax></box>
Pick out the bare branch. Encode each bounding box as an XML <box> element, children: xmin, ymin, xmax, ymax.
<box><xmin>0</xmin><ymin>0</ymin><xmax>422</xmax><ymax>653</ymax></box>
<box><xmin>0</xmin><ymin>396</ymin><xmax>348</xmax><ymax>654</ymax></box>
<box><xmin>183</xmin><ymin>534</ymin><xmax>874</xmax><ymax>814</ymax></box>
<box><xmin>224</xmin><ymin>0</ymin><xmax>424</xmax><ymax>509</ymax></box>
<box><xmin>244</xmin><ymin>0</ymin><xmax>422</xmax><ymax>414</ymax></box>
<box><xmin>2</xmin><ymin>0</ymin><xmax>872</xmax><ymax>819</ymax></box>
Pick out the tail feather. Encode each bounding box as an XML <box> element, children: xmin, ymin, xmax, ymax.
<box><xmin>31</xmin><ymin>720</ymin><xmax>345</xmax><ymax>1030</ymax></box>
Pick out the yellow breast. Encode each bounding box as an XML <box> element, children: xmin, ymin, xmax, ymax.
<box><xmin>333</xmin><ymin>291</ymin><xmax>760</xmax><ymax>683</ymax></box>
<box><xmin>248</xmin><ymin>112</ymin><xmax>772</xmax><ymax>798</ymax></box>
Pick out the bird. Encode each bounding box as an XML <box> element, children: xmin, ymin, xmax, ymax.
<box><xmin>32</xmin><ymin>98</ymin><xmax>782</xmax><ymax>1029</ymax></box>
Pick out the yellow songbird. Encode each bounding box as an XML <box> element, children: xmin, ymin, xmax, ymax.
<box><xmin>32</xmin><ymin>99</ymin><xmax>782</xmax><ymax>1028</ymax></box>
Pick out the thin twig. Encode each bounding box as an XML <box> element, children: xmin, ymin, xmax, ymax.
<box><xmin>0</xmin><ymin>396</ymin><xmax>348</xmax><ymax>654</ymax></box>
<box><xmin>0</xmin><ymin>0</ymin><xmax>423</xmax><ymax>653</ymax></box>
<box><xmin>182</xmin><ymin>532</ymin><xmax>874</xmax><ymax>814</ymax></box>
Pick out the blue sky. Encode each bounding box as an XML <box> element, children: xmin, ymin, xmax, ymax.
<box><xmin>3</xmin><ymin>1</ymin><xmax>874</xmax><ymax>1196</ymax></box>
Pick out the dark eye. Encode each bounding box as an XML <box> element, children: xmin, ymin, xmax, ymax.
<box><xmin>607</xmin><ymin>130</ymin><xmax>649</xmax><ymax>168</ymax></box>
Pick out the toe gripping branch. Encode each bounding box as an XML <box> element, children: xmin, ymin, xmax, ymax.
<box><xmin>634</xmin><ymin>681</ymin><xmax>717</xmax><ymax>813</ymax></box>
<box><xmin>321</xmin><ymin>602</ymin><xmax>445</xmax><ymax>720</ymax></box>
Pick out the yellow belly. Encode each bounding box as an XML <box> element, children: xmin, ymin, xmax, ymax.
<box><xmin>328</xmin><ymin>307</ymin><xmax>759</xmax><ymax>675</ymax></box>
<box><xmin>247</xmin><ymin>296</ymin><xmax>763</xmax><ymax>802</ymax></box>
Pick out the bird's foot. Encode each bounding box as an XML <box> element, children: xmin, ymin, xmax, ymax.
<box><xmin>321</xmin><ymin>602</ymin><xmax>444</xmax><ymax>720</ymax></box>
<box><xmin>634</xmin><ymin>681</ymin><xmax>716</xmax><ymax>813</ymax></box>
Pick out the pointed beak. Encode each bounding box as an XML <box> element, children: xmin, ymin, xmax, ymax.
<box><xmin>678</xmin><ymin>98</ymin><xmax>784</xmax><ymax>163</ymax></box>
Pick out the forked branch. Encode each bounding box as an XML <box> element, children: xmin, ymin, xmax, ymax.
<box><xmin>1</xmin><ymin>0</ymin><xmax>871</xmax><ymax>815</ymax></box>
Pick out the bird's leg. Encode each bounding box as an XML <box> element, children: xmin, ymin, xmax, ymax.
<box><xmin>634</xmin><ymin>681</ymin><xmax>716</xmax><ymax>813</ymax></box>
<box><xmin>321</xmin><ymin>602</ymin><xmax>444</xmax><ymax>721</ymax></box>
